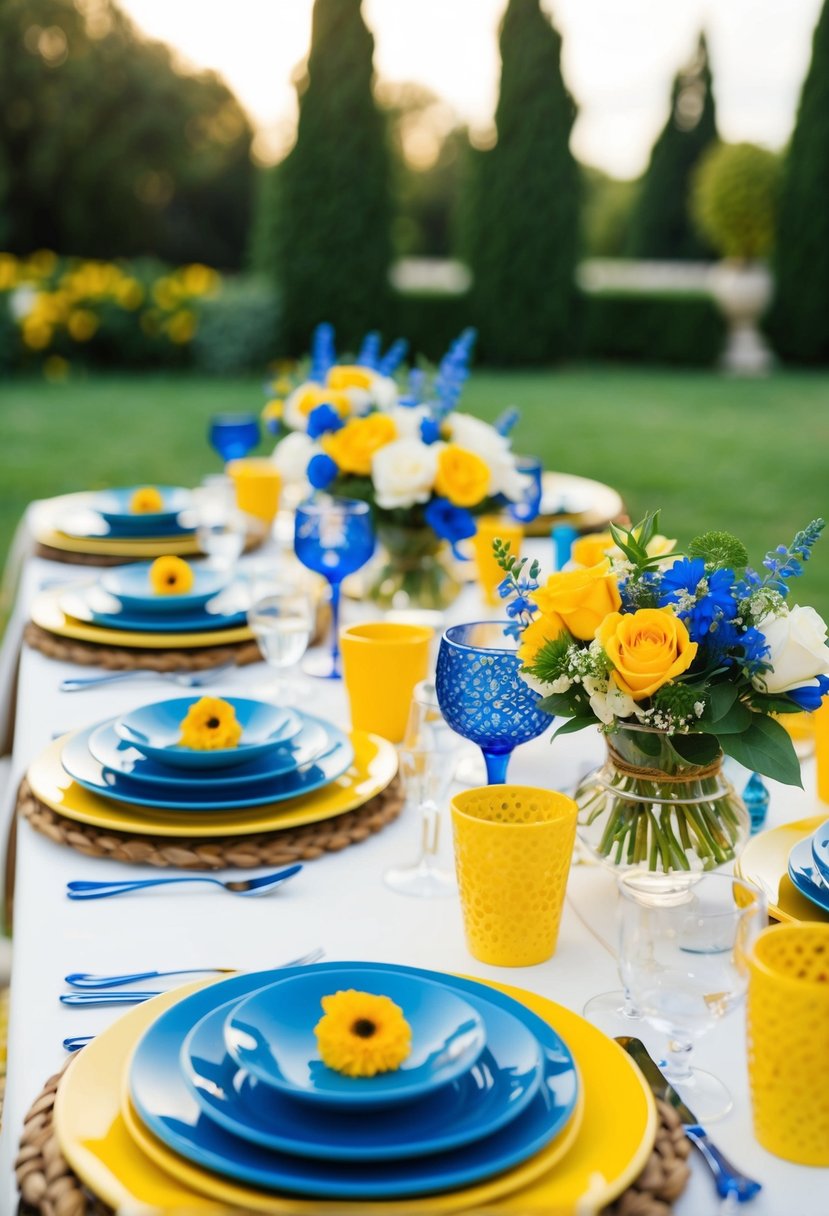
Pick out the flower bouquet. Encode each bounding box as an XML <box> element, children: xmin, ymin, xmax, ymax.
<box><xmin>265</xmin><ymin>325</ymin><xmax>534</xmax><ymax>610</ymax></box>
<box><xmin>498</xmin><ymin>513</ymin><xmax>829</xmax><ymax>875</ymax></box>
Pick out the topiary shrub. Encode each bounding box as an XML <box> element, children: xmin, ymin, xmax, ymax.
<box><xmin>691</xmin><ymin>142</ymin><xmax>780</xmax><ymax>260</ymax></box>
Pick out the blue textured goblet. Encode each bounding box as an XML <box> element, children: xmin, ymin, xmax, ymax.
<box><xmin>435</xmin><ymin>622</ymin><xmax>553</xmax><ymax>784</ymax></box>
<box><xmin>509</xmin><ymin>456</ymin><xmax>543</xmax><ymax>524</ymax></box>
<box><xmin>294</xmin><ymin>498</ymin><xmax>375</xmax><ymax>679</ymax></box>
<box><xmin>208</xmin><ymin>413</ymin><xmax>260</xmax><ymax>463</ymax></box>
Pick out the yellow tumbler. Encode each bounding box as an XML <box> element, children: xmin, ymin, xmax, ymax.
<box><xmin>815</xmin><ymin>696</ymin><xmax>829</xmax><ymax>804</ymax></box>
<box><xmin>228</xmin><ymin>458</ymin><xmax>282</xmax><ymax>528</ymax></box>
<box><xmin>340</xmin><ymin>622</ymin><xmax>433</xmax><ymax>743</ymax></box>
<box><xmin>472</xmin><ymin>515</ymin><xmax>524</xmax><ymax>607</ymax></box>
<box><xmin>451</xmin><ymin>785</ymin><xmax>577</xmax><ymax>967</ymax></box>
<box><xmin>747</xmin><ymin>922</ymin><xmax>829</xmax><ymax>1164</ymax></box>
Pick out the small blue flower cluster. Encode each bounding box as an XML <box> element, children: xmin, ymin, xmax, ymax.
<box><xmin>498</xmin><ymin>567</ymin><xmax>540</xmax><ymax>641</ymax></box>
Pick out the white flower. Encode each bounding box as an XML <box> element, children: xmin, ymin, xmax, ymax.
<box><xmin>752</xmin><ymin>605</ymin><xmax>829</xmax><ymax>694</ymax></box>
<box><xmin>588</xmin><ymin>681</ymin><xmax>638</xmax><ymax>725</ymax></box>
<box><xmin>387</xmin><ymin>404</ymin><xmax>429</xmax><ymax>440</ymax></box>
<box><xmin>371</xmin><ymin>438</ymin><xmax>438</xmax><ymax>510</ymax></box>
<box><xmin>550</xmin><ymin>674</ymin><xmax>573</xmax><ymax>694</ymax></box>
<box><xmin>282</xmin><ymin>382</ymin><xmax>319</xmax><ymax>432</ymax></box>
<box><xmin>370</xmin><ymin>374</ymin><xmax>399</xmax><ymax>410</ymax></box>
<box><xmin>272</xmin><ymin>431</ymin><xmax>317</xmax><ymax>485</ymax></box>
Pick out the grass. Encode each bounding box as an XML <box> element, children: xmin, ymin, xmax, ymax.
<box><xmin>1</xmin><ymin>365</ymin><xmax>828</xmax><ymax>614</ymax></box>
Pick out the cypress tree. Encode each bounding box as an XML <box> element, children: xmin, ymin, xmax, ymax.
<box><xmin>271</xmin><ymin>0</ymin><xmax>392</xmax><ymax>353</ymax></box>
<box><xmin>627</xmin><ymin>33</ymin><xmax>718</xmax><ymax>260</ymax></box>
<box><xmin>769</xmin><ymin>2</ymin><xmax>829</xmax><ymax>362</ymax></box>
<box><xmin>468</xmin><ymin>0</ymin><xmax>579</xmax><ymax>365</ymax></box>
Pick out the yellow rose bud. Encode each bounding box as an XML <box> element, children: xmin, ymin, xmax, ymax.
<box><xmin>323</xmin><ymin>413</ymin><xmax>397</xmax><ymax>476</ymax></box>
<box><xmin>326</xmin><ymin>365</ymin><xmax>375</xmax><ymax>392</ymax></box>
<box><xmin>130</xmin><ymin>486</ymin><xmax>164</xmax><ymax>514</ymax></box>
<box><xmin>531</xmin><ymin>561</ymin><xmax>621</xmax><ymax>641</ymax></box>
<box><xmin>597</xmin><ymin>607</ymin><xmax>698</xmax><ymax>701</ymax></box>
<box><xmin>517</xmin><ymin>611</ymin><xmax>567</xmax><ymax>667</ymax></box>
<box><xmin>434</xmin><ymin>444</ymin><xmax>490</xmax><ymax>508</ymax></box>
<box><xmin>570</xmin><ymin>532</ymin><xmax>614</xmax><ymax>568</ymax></box>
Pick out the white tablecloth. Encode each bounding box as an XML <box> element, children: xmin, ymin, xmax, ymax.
<box><xmin>0</xmin><ymin>543</ymin><xmax>825</xmax><ymax>1216</ymax></box>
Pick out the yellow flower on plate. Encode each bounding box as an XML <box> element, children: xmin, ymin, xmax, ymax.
<box><xmin>434</xmin><ymin>444</ymin><xmax>490</xmax><ymax>507</ymax></box>
<box><xmin>326</xmin><ymin>365</ymin><xmax>375</xmax><ymax>393</ymax></box>
<box><xmin>517</xmin><ymin>611</ymin><xmax>567</xmax><ymax>666</ymax></box>
<box><xmin>323</xmin><ymin>413</ymin><xmax>398</xmax><ymax>476</ymax></box>
<box><xmin>532</xmin><ymin>560</ymin><xmax>621</xmax><ymax>641</ymax></box>
<box><xmin>597</xmin><ymin>607</ymin><xmax>698</xmax><ymax>701</ymax></box>
<box><xmin>130</xmin><ymin>486</ymin><xmax>164</xmax><ymax>514</ymax></box>
<box><xmin>179</xmin><ymin>696</ymin><xmax>243</xmax><ymax>750</ymax></box>
<box><xmin>314</xmin><ymin>990</ymin><xmax>412</xmax><ymax>1077</ymax></box>
<box><xmin>149</xmin><ymin>555</ymin><xmax>194</xmax><ymax>595</ymax></box>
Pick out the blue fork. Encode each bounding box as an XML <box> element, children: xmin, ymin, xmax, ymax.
<box><xmin>65</xmin><ymin>864</ymin><xmax>302</xmax><ymax>900</ymax></box>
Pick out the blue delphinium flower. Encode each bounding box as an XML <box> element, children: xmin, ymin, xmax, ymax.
<box><xmin>788</xmin><ymin>674</ymin><xmax>829</xmax><ymax>712</ymax></box>
<box><xmin>659</xmin><ymin>557</ymin><xmax>737</xmax><ymax>640</ymax></box>
<box><xmin>760</xmin><ymin>520</ymin><xmax>825</xmax><ymax>593</ymax></box>
<box><xmin>424</xmin><ymin>498</ymin><xmax>476</xmax><ymax>548</ymax></box>
<box><xmin>706</xmin><ymin>618</ymin><xmax>770</xmax><ymax>676</ymax></box>
<box><xmin>419</xmin><ymin>416</ymin><xmax>441</xmax><ymax>445</ymax></box>
<box><xmin>307</xmin><ymin>453</ymin><xmax>338</xmax><ymax>491</ymax></box>
<box><xmin>307</xmin><ymin>404</ymin><xmax>344</xmax><ymax>439</ymax></box>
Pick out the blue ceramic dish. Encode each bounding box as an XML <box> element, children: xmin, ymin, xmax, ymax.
<box><xmin>810</xmin><ymin>819</ymin><xmax>829</xmax><ymax>890</ymax></box>
<box><xmin>183</xmin><ymin>988</ymin><xmax>541</xmax><ymax>1159</ymax></box>
<box><xmin>60</xmin><ymin>719</ymin><xmax>353</xmax><ymax>812</ymax></box>
<box><xmin>225</xmin><ymin>967</ymin><xmax>486</xmax><ymax>1109</ymax></box>
<box><xmin>115</xmin><ymin>698</ymin><xmax>301</xmax><ymax>770</ymax></box>
<box><xmin>60</xmin><ymin>587</ymin><xmax>247</xmax><ymax>634</ymax></box>
<box><xmin>87</xmin><ymin>717</ymin><xmax>329</xmax><ymax>790</ymax></box>
<box><xmin>94</xmin><ymin>486</ymin><xmax>191</xmax><ymax>532</ymax></box>
<box><xmin>100</xmin><ymin>564</ymin><xmax>229</xmax><ymax>614</ymax></box>
<box><xmin>129</xmin><ymin>961</ymin><xmax>579</xmax><ymax>1199</ymax></box>
<box><xmin>789</xmin><ymin>836</ymin><xmax>829</xmax><ymax>912</ymax></box>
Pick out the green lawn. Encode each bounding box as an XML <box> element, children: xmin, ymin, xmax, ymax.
<box><xmin>1</xmin><ymin>366</ymin><xmax>828</xmax><ymax>614</ymax></box>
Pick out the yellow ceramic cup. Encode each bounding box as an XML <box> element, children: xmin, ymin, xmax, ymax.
<box><xmin>814</xmin><ymin>696</ymin><xmax>829</xmax><ymax>803</ymax></box>
<box><xmin>340</xmin><ymin>622</ymin><xmax>433</xmax><ymax>744</ymax></box>
<box><xmin>472</xmin><ymin>515</ymin><xmax>524</xmax><ymax>607</ymax></box>
<box><xmin>228</xmin><ymin>458</ymin><xmax>282</xmax><ymax>527</ymax></box>
<box><xmin>451</xmin><ymin>785</ymin><xmax>577</xmax><ymax>967</ymax></box>
<box><xmin>747</xmin><ymin>922</ymin><xmax>829</xmax><ymax>1164</ymax></box>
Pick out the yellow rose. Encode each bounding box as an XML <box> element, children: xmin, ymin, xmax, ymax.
<box><xmin>570</xmin><ymin>532</ymin><xmax>614</xmax><ymax>568</ymax></box>
<box><xmin>323</xmin><ymin>413</ymin><xmax>398</xmax><ymax>476</ymax></box>
<box><xmin>517</xmin><ymin>611</ymin><xmax>567</xmax><ymax>667</ymax></box>
<box><xmin>531</xmin><ymin>561</ymin><xmax>621</xmax><ymax>641</ymax></box>
<box><xmin>294</xmin><ymin>385</ymin><xmax>352</xmax><ymax>420</ymax></box>
<box><xmin>597</xmin><ymin>608</ymin><xmax>698</xmax><ymax>701</ymax></box>
<box><xmin>327</xmin><ymin>365</ymin><xmax>374</xmax><ymax>392</ymax></box>
<box><xmin>434</xmin><ymin>444</ymin><xmax>490</xmax><ymax>507</ymax></box>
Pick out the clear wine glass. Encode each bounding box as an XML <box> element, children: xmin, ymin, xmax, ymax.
<box><xmin>247</xmin><ymin>588</ymin><xmax>314</xmax><ymax>705</ymax></box>
<box><xmin>194</xmin><ymin>475</ymin><xmax>247</xmax><ymax>574</ymax></box>
<box><xmin>294</xmin><ymin>497</ymin><xmax>375</xmax><ymax>679</ymax></box>
<box><xmin>618</xmin><ymin>870</ymin><xmax>766</xmax><ymax>1121</ymax></box>
<box><xmin>384</xmin><ymin>681</ymin><xmax>460</xmax><ymax>898</ymax></box>
<box><xmin>208</xmin><ymin>413</ymin><xmax>260</xmax><ymax>464</ymax></box>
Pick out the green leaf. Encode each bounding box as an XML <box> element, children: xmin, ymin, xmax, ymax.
<box><xmin>535</xmin><ymin>693</ymin><xmax>576</xmax><ymax>716</ymax></box>
<box><xmin>719</xmin><ymin>716</ymin><xmax>803</xmax><ymax>788</ymax></box>
<box><xmin>708</xmin><ymin>700</ymin><xmax>753</xmax><ymax>734</ymax></box>
<box><xmin>748</xmin><ymin>693</ymin><xmax>803</xmax><ymax>716</ymax></box>
<box><xmin>668</xmin><ymin>731</ymin><xmax>721</xmax><ymax>766</ymax></box>
<box><xmin>552</xmin><ymin>716</ymin><xmax>596</xmax><ymax>739</ymax></box>
<box><xmin>705</xmin><ymin>683</ymin><xmax>739</xmax><ymax>722</ymax></box>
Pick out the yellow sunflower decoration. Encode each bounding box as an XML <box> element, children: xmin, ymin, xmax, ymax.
<box><xmin>179</xmin><ymin>697</ymin><xmax>243</xmax><ymax>751</ymax></box>
<box><xmin>314</xmin><ymin>990</ymin><xmax>412</xmax><ymax>1077</ymax></box>
<box><xmin>149</xmin><ymin>556</ymin><xmax>195</xmax><ymax>596</ymax></box>
<box><xmin>129</xmin><ymin>486</ymin><xmax>164</xmax><ymax>513</ymax></box>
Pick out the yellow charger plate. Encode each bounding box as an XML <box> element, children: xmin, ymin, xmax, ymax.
<box><xmin>54</xmin><ymin>978</ymin><xmax>656</xmax><ymax>1216</ymax></box>
<box><xmin>27</xmin><ymin>731</ymin><xmax>398</xmax><ymax>837</ymax></box>
<box><xmin>735</xmin><ymin>815</ymin><xmax>829</xmax><ymax>924</ymax></box>
<box><xmin>30</xmin><ymin>588</ymin><xmax>254</xmax><ymax>649</ymax></box>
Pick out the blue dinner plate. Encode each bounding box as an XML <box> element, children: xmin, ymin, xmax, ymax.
<box><xmin>61</xmin><ymin>591</ymin><xmax>247</xmax><ymax>634</ymax></box>
<box><xmin>116</xmin><ymin>698</ymin><xmax>301</xmax><ymax>770</ymax></box>
<box><xmin>58</xmin><ymin>506</ymin><xmax>195</xmax><ymax>541</ymax></box>
<box><xmin>225</xmin><ymin>967</ymin><xmax>486</xmax><ymax>1109</ymax></box>
<box><xmin>87</xmin><ymin>717</ymin><xmax>330</xmax><ymax>790</ymax></box>
<box><xmin>100</xmin><ymin>564</ymin><xmax>229</xmax><ymax>614</ymax></box>
<box><xmin>789</xmin><ymin>836</ymin><xmax>829</xmax><ymax>912</ymax></box>
<box><xmin>183</xmin><ymin>986</ymin><xmax>541</xmax><ymax>1159</ymax></box>
<box><xmin>129</xmin><ymin>962</ymin><xmax>579</xmax><ymax>1199</ymax></box>
<box><xmin>810</xmin><ymin>818</ymin><xmax>829</xmax><ymax>889</ymax></box>
<box><xmin>60</xmin><ymin>719</ymin><xmax>353</xmax><ymax>811</ymax></box>
<box><xmin>94</xmin><ymin>486</ymin><xmax>191</xmax><ymax>532</ymax></box>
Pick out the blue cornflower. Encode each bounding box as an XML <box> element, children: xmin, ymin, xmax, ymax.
<box><xmin>307</xmin><ymin>453</ymin><xmax>338</xmax><ymax>491</ymax></box>
<box><xmin>788</xmin><ymin>674</ymin><xmax>829</xmax><ymax>711</ymax></box>
<box><xmin>419</xmin><ymin>416</ymin><xmax>441</xmax><ymax>445</ymax></box>
<box><xmin>424</xmin><ymin>498</ymin><xmax>476</xmax><ymax>547</ymax></box>
<box><xmin>706</xmin><ymin>618</ymin><xmax>770</xmax><ymax>675</ymax></box>
<box><xmin>306</xmin><ymin>404</ymin><xmax>344</xmax><ymax>439</ymax></box>
<box><xmin>659</xmin><ymin>558</ymin><xmax>737</xmax><ymax>640</ymax></box>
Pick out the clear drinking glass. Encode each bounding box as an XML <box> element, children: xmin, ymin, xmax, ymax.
<box><xmin>247</xmin><ymin>589</ymin><xmax>314</xmax><ymax>705</ymax></box>
<box><xmin>194</xmin><ymin>475</ymin><xmax>247</xmax><ymax>574</ymax></box>
<box><xmin>384</xmin><ymin>681</ymin><xmax>460</xmax><ymax>898</ymax></box>
<box><xmin>618</xmin><ymin>870</ymin><xmax>766</xmax><ymax>1121</ymax></box>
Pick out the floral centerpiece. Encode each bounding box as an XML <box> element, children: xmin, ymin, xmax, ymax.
<box><xmin>497</xmin><ymin>513</ymin><xmax>829</xmax><ymax>874</ymax></box>
<box><xmin>265</xmin><ymin>324</ymin><xmax>534</xmax><ymax>610</ymax></box>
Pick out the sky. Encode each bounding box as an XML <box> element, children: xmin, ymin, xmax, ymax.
<box><xmin>119</xmin><ymin>0</ymin><xmax>823</xmax><ymax>179</ymax></box>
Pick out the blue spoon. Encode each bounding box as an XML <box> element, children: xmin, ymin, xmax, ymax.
<box><xmin>65</xmin><ymin>864</ymin><xmax>302</xmax><ymax>901</ymax></box>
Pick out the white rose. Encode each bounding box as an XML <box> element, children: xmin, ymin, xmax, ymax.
<box><xmin>272</xmin><ymin>431</ymin><xmax>317</xmax><ymax>485</ymax></box>
<box><xmin>282</xmin><ymin>382</ymin><xmax>318</xmax><ymax>432</ymax></box>
<box><xmin>371</xmin><ymin>439</ymin><xmax>438</xmax><ymax>510</ymax></box>
<box><xmin>369</xmin><ymin>374</ymin><xmax>399</xmax><ymax>410</ymax></box>
<box><xmin>752</xmin><ymin>605</ymin><xmax>829</xmax><ymax>694</ymax></box>
<box><xmin>388</xmin><ymin>404</ymin><xmax>429</xmax><ymax>440</ymax></box>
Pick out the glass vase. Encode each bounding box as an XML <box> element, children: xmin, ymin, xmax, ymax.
<box><xmin>368</xmin><ymin>522</ymin><xmax>464</xmax><ymax>612</ymax></box>
<box><xmin>575</xmin><ymin>724</ymin><xmax>750</xmax><ymax>877</ymax></box>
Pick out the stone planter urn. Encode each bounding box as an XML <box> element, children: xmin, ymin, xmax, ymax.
<box><xmin>708</xmin><ymin>261</ymin><xmax>774</xmax><ymax>377</ymax></box>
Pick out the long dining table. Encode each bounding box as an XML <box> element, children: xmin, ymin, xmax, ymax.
<box><xmin>0</xmin><ymin>532</ymin><xmax>825</xmax><ymax>1215</ymax></box>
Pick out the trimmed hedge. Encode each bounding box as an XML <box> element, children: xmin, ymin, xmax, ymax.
<box><xmin>580</xmin><ymin>289</ymin><xmax>725</xmax><ymax>366</ymax></box>
<box><xmin>191</xmin><ymin>279</ymin><xmax>280</xmax><ymax>374</ymax></box>
<box><xmin>391</xmin><ymin>289</ymin><xmax>474</xmax><ymax>361</ymax></box>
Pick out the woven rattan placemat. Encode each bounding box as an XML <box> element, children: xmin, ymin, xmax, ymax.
<box><xmin>24</xmin><ymin>622</ymin><xmax>263</xmax><ymax>672</ymax></box>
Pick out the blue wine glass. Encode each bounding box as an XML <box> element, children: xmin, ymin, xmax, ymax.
<box><xmin>294</xmin><ymin>498</ymin><xmax>375</xmax><ymax>679</ymax></box>
<box><xmin>509</xmin><ymin>456</ymin><xmax>544</xmax><ymax>524</ymax></box>
<box><xmin>435</xmin><ymin>622</ymin><xmax>553</xmax><ymax>784</ymax></box>
<box><xmin>208</xmin><ymin>413</ymin><xmax>260</xmax><ymax>463</ymax></box>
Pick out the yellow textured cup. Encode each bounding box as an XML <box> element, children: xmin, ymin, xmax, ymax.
<box><xmin>451</xmin><ymin>785</ymin><xmax>577</xmax><ymax>967</ymax></box>
<box><xmin>472</xmin><ymin>515</ymin><xmax>524</xmax><ymax>606</ymax></box>
<box><xmin>340</xmin><ymin>623</ymin><xmax>433</xmax><ymax>743</ymax></box>
<box><xmin>815</xmin><ymin>696</ymin><xmax>829</xmax><ymax>803</ymax></box>
<box><xmin>228</xmin><ymin>458</ymin><xmax>281</xmax><ymax>526</ymax></box>
<box><xmin>747</xmin><ymin>923</ymin><xmax>829</xmax><ymax>1164</ymax></box>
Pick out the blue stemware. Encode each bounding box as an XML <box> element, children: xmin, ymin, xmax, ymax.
<box><xmin>294</xmin><ymin>497</ymin><xmax>375</xmax><ymax>679</ymax></box>
<box><xmin>209</xmin><ymin>414</ymin><xmax>260</xmax><ymax>464</ymax></box>
<box><xmin>509</xmin><ymin>456</ymin><xmax>543</xmax><ymax>524</ymax></box>
<box><xmin>435</xmin><ymin>621</ymin><xmax>553</xmax><ymax>785</ymax></box>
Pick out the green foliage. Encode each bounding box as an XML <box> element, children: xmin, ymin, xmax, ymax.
<box><xmin>391</xmin><ymin>288</ymin><xmax>473</xmax><ymax>360</ymax></box>
<box><xmin>627</xmin><ymin>34</ymin><xmax>718</xmax><ymax>259</ymax></box>
<box><xmin>0</xmin><ymin>0</ymin><xmax>254</xmax><ymax>268</ymax></box>
<box><xmin>719</xmin><ymin>715</ymin><xmax>803</xmax><ymax>788</ymax></box>
<box><xmin>771</xmin><ymin>1</ymin><xmax>829</xmax><ymax>361</ymax></box>
<box><xmin>691</xmin><ymin>143</ymin><xmax>781</xmax><ymax>259</ymax></box>
<box><xmin>688</xmin><ymin>530</ymin><xmax>750</xmax><ymax>569</ymax></box>
<box><xmin>191</xmin><ymin>280</ymin><xmax>281</xmax><ymax>374</ymax></box>
<box><xmin>269</xmin><ymin>0</ymin><xmax>392</xmax><ymax>353</ymax></box>
<box><xmin>581</xmin><ymin>167</ymin><xmax>638</xmax><ymax>257</ymax></box>
<box><xmin>580</xmin><ymin>289</ymin><xmax>725</xmax><ymax>365</ymax></box>
<box><xmin>467</xmin><ymin>0</ymin><xmax>579</xmax><ymax>364</ymax></box>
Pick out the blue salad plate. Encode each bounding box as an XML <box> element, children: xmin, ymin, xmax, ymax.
<box><xmin>810</xmin><ymin>818</ymin><xmax>829</xmax><ymax>889</ymax></box>
<box><xmin>94</xmin><ymin>486</ymin><xmax>191</xmax><ymax>532</ymax></box>
<box><xmin>60</xmin><ymin>586</ymin><xmax>247</xmax><ymax>634</ymax></box>
<box><xmin>224</xmin><ymin>967</ymin><xmax>486</xmax><ymax>1109</ymax></box>
<box><xmin>115</xmin><ymin>697</ymin><xmax>301</xmax><ymax>770</ymax></box>
<box><xmin>57</xmin><ymin>505</ymin><xmax>195</xmax><ymax>541</ymax></box>
<box><xmin>129</xmin><ymin>961</ymin><xmax>579</xmax><ymax>1199</ymax></box>
<box><xmin>100</xmin><ymin>564</ymin><xmax>229</xmax><ymax>613</ymax></box>
<box><xmin>182</xmin><ymin>984</ymin><xmax>541</xmax><ymax>1159</ymax></box>
<box><xmin>789</xmin><ymin>836</ymin><xmax>829</xmax><ymax>912</ymax></box>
